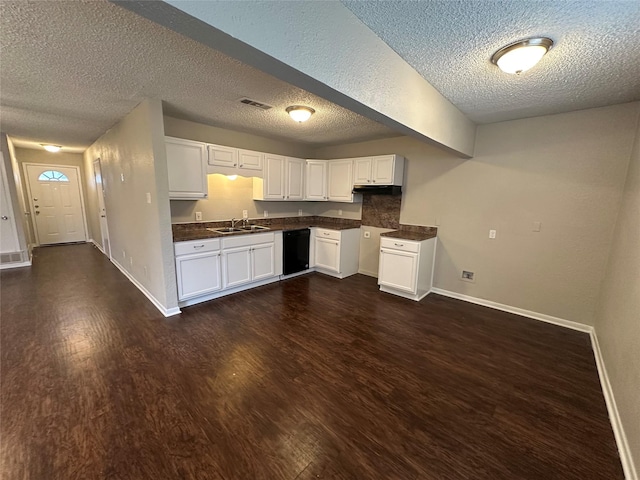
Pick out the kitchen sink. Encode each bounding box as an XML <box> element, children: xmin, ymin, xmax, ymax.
<box><xmin>238</xmin><ymin>225</ymin><xmax>270</xmax><ymax>231</ymax></box>
<box><xmin>206</xmin><ymin>227</ymin><xmax>244</xmax><ymax>234</ymax></box>
<box><xmin>206</xmin><ymin>225</ymin><xmax>270</xmax><ymax>234</ymax></box>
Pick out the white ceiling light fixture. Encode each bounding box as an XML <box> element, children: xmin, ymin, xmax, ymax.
<box><xmin>491</xmin><ymin>37</ymin><xmax>553</xmax><ymax>75</ymax></box>
<box><xmin>42</xmin><ymin>144</ymin><xmax>62</xmax><ymax>153</ymax></box>
<box><xmin>286</xmin><ymin>105</ymin><xmax>315</xmax><ymax>123</ymax></box>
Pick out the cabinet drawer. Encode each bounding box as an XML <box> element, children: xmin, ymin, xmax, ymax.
<box><xmin>315</xmin><ymin>228</ymin><xmax>341</xmax><ymax>241</ymax></box>
<box><xmin>380</xmin><ymin>237</ymin><xmax>420</xmax><ymax>253</ymax></box>
<box><xmin>174</xmin><ymin>238</ymin><xmax>221</xmax><ymax>256</ymax></box>
<box><xmin>222</xmin><ymin>232</ymin><xmax>275</xmax><ymax>249</ymax></box>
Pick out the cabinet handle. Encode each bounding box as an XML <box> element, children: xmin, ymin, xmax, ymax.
<box><xmin>372</xmin><ymin>180</ymin><xmax>376</xmax><ymax>183</ymax></box>
<box><xmin>394</xmin><ymin>243</ymin><xmax>404</xmax><ymax>247</ymax></box>
<box><xmin>240</xmin><ymin>164</ymin><xmax>243</xmax><ymax>167</ymax></box>
<box><xmin>282</xmin><ymin>196</ymin><xmax>285</xmax><ymax>199</ymax></box>
<box><xmin>323</xmin><ymin>232</ymin><xmax>330</xmax><ymax>235</ymax></box>
<box><xmin>234</xmin><ymin>163</ymin><xmax>237</xmax><ymax>166</ymax></box>
<box><xmin>193</xmin><ymin>245</ymin><xmax>205</xmax><ymax>249</ymax></box>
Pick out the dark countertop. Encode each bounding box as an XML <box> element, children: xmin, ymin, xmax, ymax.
<box><xmin>173</xmin><ymin>216</ymin><xmax>361</xmax><ymax>242</ymax></box>
<box><xmin>380</xmin><ymin>225</ymin><xmax>438</xmax><ymax>241</ymax></box>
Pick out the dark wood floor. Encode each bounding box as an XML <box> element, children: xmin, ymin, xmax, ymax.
<box><xmin>1</xmin><ymin>244</ymin><xmax>623</xmax><ymax>479</ymax></box>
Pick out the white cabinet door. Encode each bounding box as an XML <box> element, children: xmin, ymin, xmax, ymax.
<box><xmin>353</xmin><ymin>157</ymin><xmax>372</xmax><ymax>184</ymax></box>
<box><xmin>264</xmin><ymin>154</ymin><xmax>286</xmax><ymax>200</ymax></box>
<box><xmin>166</xmin><ymin>137</ymin><xmax>208</xmax><ymax>199</ymax></box>
<box><xmin>208</xmin><ymin>144</ymin><xmax>238</xmax><ymax>168</ymax></box>
<box><xmin>305</xmin><ymin>160</ymin><xmax>327</xmax><ymax>201</ymax></box>
<box><xmin>314</xmin><ymin>237</ymin><xmax>340</xmax><ymax>273</ymax></box>
<box><xmin>372</xmin><ymin>155</ymin><xmax>395</xmax><ymax>184</ymax></box>
<box><xmin>238</xmin><ymin>149</ymin><xmax>263</xmax><ymax>171</ymax></box>
<box><xmin>328</xmin><ymin>159</ymin><xmax>354</xmax><ymax>202</ymax></box>
<box><xmin>176</xmin><ymin>251</ymin><xmax>222</xmax><ymax>300</ymax></box>
<box><xmin>378</xmin><ymin>249</ymin><xmax>418</xmax><ymax>293</ymax></box>
<box><xmin>286</xmin><ymin>157</ymin><xmax>305</xmax><ymax>200</ymax></box>
<box><xmin>251</xmin><ymin>243</ymin><xmax>275</xmax><ymax>281</ymax></box>
<box><xmin>223</xmin><ymin>246</ymin><xmax>252</xmax><ymax>288</ymax></box>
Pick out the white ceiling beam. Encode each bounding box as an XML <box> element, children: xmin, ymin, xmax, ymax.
<box><xmin>114</xmin><ymin>1</ymin><xmax>476</xmax><ymax>158</ymax></box>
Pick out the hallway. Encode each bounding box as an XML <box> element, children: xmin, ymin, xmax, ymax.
<box><xmin>0</xmin><ymin>244</ymin><xmax>624</xmax><ymax>479</ymax></box>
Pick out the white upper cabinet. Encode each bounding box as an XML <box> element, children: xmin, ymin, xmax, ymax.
<box><xmin>327</xmin><ymin>159</ymin><xmax>358</xmax><ymax>203</ymax></box>
<box><xmin>305</xmin><ymin>160</ymin><xmax>328</xmax><ymax>201</ymax></box>
<box><xmin>208</xmin><ymin>145</ymin><xmax>264</xmax><ymax>177</ymax></box>
<box><xmin>165</xmin><ymin>136</ymin><xmax>208</xmax><ymax>200</ymax></box>
<box><xmin>208</xmin><ymin>144</ymin><xmax>238</xmax><ymax>168</ymax></box>
<box><xmin>253</xmin><ymin>155</ymin><xmax>304</xmax><ymax>201</ymax></box>
<box><xmin>237</xmin><ymin>149</ymin><xmax>263</xmax><ymax>171</ymax></box>
<box><xmin>353</xmin><ymin>158</ymin><xmax>372</xmax><ymax>185</ymax></box>
<box><xmin>352</xmin><ymin>155</ymin><xmax>405</xmax><ymax>186</ymax></box>
<box><xmin>286</xmin><ymin>157</ymin><xmax>305</xmax><ymax>200</ymax></box>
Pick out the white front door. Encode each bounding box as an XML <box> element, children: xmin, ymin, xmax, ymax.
<box><xmin>0</xmin><ymin>152</ymin><xmax>19</xmax><ymax>253</ymax></box>
<box><xmin>93</xmin><ymin>159</ymin><xmax>111</xmax><ymax>258</ymax></box>
<box><xmin>25</xmin><ymin>164</ymin><xmax>87</xmax><ymax>245</ymax></box>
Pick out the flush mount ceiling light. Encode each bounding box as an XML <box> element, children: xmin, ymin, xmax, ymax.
<box><xmin>41</xmin><ymin>144</ymin><xmax>62</xmax><ymax>153</ymax></box>
<box><xmin>491</xmin><ymin>37</ymin><xmax>553</xmax><ymax>74</ymax></box>
<box><xmin>286</xmin><ymin>105</ymin><xmax>315</xmax><ymax>123</ymax></box>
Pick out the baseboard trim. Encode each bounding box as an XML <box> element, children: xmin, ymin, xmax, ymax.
<box><xmin>430</xmin><ymin>288</ymin><xmax>593</xmax><ymax>333</ymax></box>
<box><xmin>0</xmin><ymin>260</ymin><xmax>32</xmax><ymax>270</ymax></box>
<box><xmin>430</xmin><ymin>287</ymin><xmax>635</xmax><ymax>479</ymax></box>
<box><xmin>111</xmin><ymin>259</ymin><xmax>181</xmax><ymax>317</ymax></box>
<box><xmin>88</xmin><ymin>238</ymin><xmax>105</xmax><ymax>254</ymax></box>
<box><xmin>357</xmin><ymin>269</ymin><xmax>378</xmax><ymax>278</ymax></box>
<box><xmin>591</xmin><ymin>330</ymin><xmax>638</xmax><ymax>480</ymax></box>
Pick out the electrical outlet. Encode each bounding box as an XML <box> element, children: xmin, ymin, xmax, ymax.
<box><xmin>489</xmin><ymin>229</ymin><xmax>496</xmax><ymax>239</ymax></box>
<box><xmin>146</xmin><ymin>192</ymin><xmax>151</xmax><ymax>204</ymax></box>
<box><xmin>461</xmin><ymin>270</ymin><xmax>475</xmax><ymax>282</ymax></box>
<box><xmin>533</xmin><ymin>221</ymin><xmax>541</xmax><ymax>232</ymax></box>
<box><xmin>129</xmin><ymin>257</ymin><xmax>133</xmax><ymax>267</ymax></box>
<box><xmin>338</xmin><ymin>209</ymin><xmax>343</xmax><ymax>216</ymax></box>
<box><xmin>195</xmin><ymin>211</ymin><xmax>202</xmax><ymax>221</ymax></box>
<box><xmin>298</xmin><ymin>209</ymin><xmax>303</xmax><ymax>216</ymax></box>
<box><xmin>122</xmin><ymin>250</ymin><xmax>126</xmax><ymax>259</ymax></box>
<box><xmin>242</xmin><ymin>210</ymin><xmax>248</xmax><ymax>219</ymax></box>
<box><xmin>120</xmin><ymin>173</ymin><xmax>125</xmax><ymax>182</ymax></box>
<box><xmin>263</xmin><ymin>210</ymin><xmax>268</xmax><ymax>218</ymax></box>
<box><xmin>363</xmin><ymin>231</ymin><xmax>371</xmax><ymax>239</ymax></box>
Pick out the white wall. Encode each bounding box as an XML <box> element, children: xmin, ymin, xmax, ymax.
<box><xmin>594</xmin><ymin>106</ymin><xmax>640</xmax><ymax>477</ymax></box>
<box><xmin>83</xmin><ymin>99</ymin><xmax>178</xmax><ymax>312</ymax></box>
<box><xmin>314</xmin><ymin>102</ymin><xmax>639</xmax><ymax>326</ymax></box>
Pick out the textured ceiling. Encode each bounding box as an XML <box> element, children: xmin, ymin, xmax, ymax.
<box><xmin>0</xmin><ymin>0</ymin><xmax>399</xmax><ymax>151</ymax></box>
<box><xmin>342</xmin><ymin>0</ymin><xmax>640</xmax><ymax>124</ymax></box>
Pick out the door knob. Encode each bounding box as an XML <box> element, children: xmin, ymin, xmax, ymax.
<box><xmin>1</xmin><ymin>216</ymin><xmax>8</xmax><ymax>220</ymax></box>
<box><xmin>101</xmin><ymin>215</ymin><xmax>106</xmax><ymax>218</ymax></box>
<box><xmin>35</xmin><ymin>211</ymin><xmax>40</xmax><ymax>215</ymax></box>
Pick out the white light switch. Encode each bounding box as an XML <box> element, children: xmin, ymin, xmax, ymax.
<box><xmin>195</xmin><ymin>211</ymin><xmax>203</xmax><ymax>221</ymax></box>
<box><xmin>120</xmin><ymin>173</ymin><xmax>125</xmax><ymax>182</ymax></box>
<box><xmin>533</xmin><ymin>221</ymin><xmax>542</xmax><ymax>232</ymax></box>
<box><xmin>489</xmin><ymin>229</ymin><xmax>496</xmax><ymax>239</ymax></box>
<box><xmin>242</xmin><ymin>210</ymin><xmax>248</xmax><ymax>219</ymax></box>
<box><xmin>146</xmin><ymin>192</ymin><xmax>151</xmax><ymax>204</ymax></box>
<box><xmin>263</xmin><ymin>210</ymin><xmax>268</xmax><ymax>218</ymax></box>
<box><xmin>338</xmin><ymin>209</ymin><xmax>343</xmax><ymax>216</ymax></box>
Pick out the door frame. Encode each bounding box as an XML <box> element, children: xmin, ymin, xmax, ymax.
<box><xmin>92</xmin><ymin>158</ymin><xmax>111</xmax><ymax>259</ymax></box>
<box><xmin>0</xmin><ymin>151</ymin><xmax>21</xmax><ymax>253</ymax></box>
<box><xmin>22</xmin><ymin>162</ymin><xmax>90</xmax><ymax>246</ymax></box>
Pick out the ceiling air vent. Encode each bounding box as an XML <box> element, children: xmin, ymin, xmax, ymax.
<box><xmin>238</xmin><ymin>98</ymin><xmax>273</xmax><ymax>111</ymax></box>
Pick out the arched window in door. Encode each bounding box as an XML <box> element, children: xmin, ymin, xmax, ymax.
<box><xmin>38</xmin><ymin>170</ymin><xmax>69</xmax><ymax>182</ymax></box>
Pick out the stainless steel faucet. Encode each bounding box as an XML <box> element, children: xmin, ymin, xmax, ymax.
<box><xmin>231</xmin><ymin>217</ymin><xmax>239</xmax><ymax>228</ymax></box>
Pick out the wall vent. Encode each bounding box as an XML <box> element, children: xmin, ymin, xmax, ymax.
<box><xmin>1</xmin><ymin>252</ymin><xmax>23</xmax><ymax>264</ymax></box>
<box><xmin>238</xmin><ymin>98</ymin><xmax>273</xmax><ymax>111</ymax></box>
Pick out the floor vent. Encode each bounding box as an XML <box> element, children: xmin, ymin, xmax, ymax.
<box><xmin>238</xmin><ymin>98</ymin><xmax>273</xmax><ymax>111</ymax></box>
<box><xmin>0</xmin><ymin>252</ymin><xmax>23</xmax><ymax>264</ymax></box>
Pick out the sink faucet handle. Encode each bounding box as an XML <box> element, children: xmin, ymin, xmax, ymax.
<box><xmin>231</xmin><ymin>217</ymin><xmax>238</xmax><ymax>228</ymax></box>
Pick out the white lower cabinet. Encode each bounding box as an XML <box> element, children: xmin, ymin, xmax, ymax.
<box><xmin>175</xmin><ymin>238</ymin><xmax>222</xmax><ymax>301</ymax></box>
<box><xmin>378</xmin><ymin>236</ymin><xmax>436</xmax><ymax>301</ymax></box>
<box><xmin>312</xmin><ymin>227</ymin><xmax>360</xmax><ymax>279</ymax></box>
<box><xmin>222</xmin><ymin>232</ymin><xmax>276</xmax><ymax>289</ymax></box>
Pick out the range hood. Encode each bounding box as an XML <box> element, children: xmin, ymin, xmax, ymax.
<box><xmin>352</xmin><ymin>185</ymin><xmax>402</xmax><ymax>195</ymax></box>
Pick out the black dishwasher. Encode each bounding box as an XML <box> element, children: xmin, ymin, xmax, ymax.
<box><xmin>283</xmin><ymin>228</ymin><xmax>310</xmax><ymax>275</ymax></box>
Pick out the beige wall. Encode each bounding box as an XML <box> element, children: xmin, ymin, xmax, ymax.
<box><xmin>314</xmin><ymin>102</ymin><xmax>639</xmax><ymax>326</ymax></box>
<box><xmin>84</xmin><ymin>100</ymin><xmax>178</xmax><ymax>311</ymax></box>
<box><xmin>14</xmin><ymin>148</ymin><xmax>88</xmax><ymax>244</ymax></box>
<box><xmin>594</xmin><ymin>107</ymin><xmax>640</xmax><ymax>476</ymax></box>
